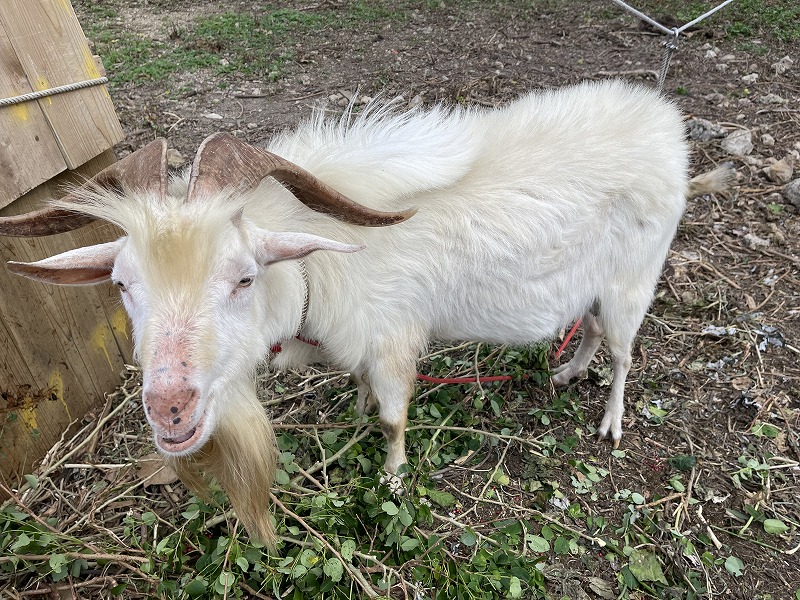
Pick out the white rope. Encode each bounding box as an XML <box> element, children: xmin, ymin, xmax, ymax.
<box><xmin>0</xmin><ymin>77</ymin><xmax>109</xmax><ymax>108</ymax></box>
<box><xmin>608</xmin><ymin>0</ymin><xmax>735</xmax><ymax>93</ymax></box>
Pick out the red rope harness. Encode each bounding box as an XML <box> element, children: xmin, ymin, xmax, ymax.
<box><xmin>271</xmin><ymin>319</ymin><xmax>583</xmax><ymax>386</ymax></box>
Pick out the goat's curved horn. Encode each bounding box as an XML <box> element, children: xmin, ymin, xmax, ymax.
<box><xmin>186</xmin><ymin>132</ymin><xmax>416</xmax><ymax>227</ymax></box>
<box><xmin>0</xmin><ymin>138</ymin><xmax>169</xmax><ymax>237</ymax></box>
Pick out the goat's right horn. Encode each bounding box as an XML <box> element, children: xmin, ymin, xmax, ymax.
<box><xmin>0</xmin><ymin>138</ymin><xmax>169</xmax><ymax>237</ymax></box>
<box><xmin>186</xmin><ymin>133</ymin><xmax>417</xmax><ymax>227</ymax></box>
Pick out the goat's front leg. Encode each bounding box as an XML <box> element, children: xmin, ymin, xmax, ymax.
<box><xmin>363</xmin><ymin>352</ymin><xmax>418</xmax><ymax>474</ymax></box>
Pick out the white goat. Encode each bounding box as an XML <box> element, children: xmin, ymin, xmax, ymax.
<box><xmin>0</xmin><ymin>80</ymin><xmax>731</xmax><ymax>544</ymax></box>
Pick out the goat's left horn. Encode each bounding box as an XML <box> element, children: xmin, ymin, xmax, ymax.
<box><xmin>0</xmin><ymin>138</ymin><xmax>169</xmax><ymax>237</ymax></box>
<box><xmin>186</xmin><ymin>132</ymin><xmax>416</xmax><ymax>227</ymax></box>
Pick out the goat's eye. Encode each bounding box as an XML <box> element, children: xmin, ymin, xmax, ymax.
<box><xmin>114</xmin><ymin>281</ymin><xmax>127</xmax><ymax>292</ymax></box>
<box><xmin>237</xmin><ymin>277</ymin><xmax>254</xmax><ymax>288</ymax></box>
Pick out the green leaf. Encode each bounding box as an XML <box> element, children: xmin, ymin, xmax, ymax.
<box><xmin>725</xmin><ymin>555</ymin><xmax>744</xmax><ymax>577</ymax></box>
<box><xmin>299</xmin><ymin>548</ymin><xmax>318</xmax><ymax>568</ymax></box>
<box><xmin>274</xmin><ymin>469</ymin><xmax>290</xmax><ymax>485</ymax></box>
<box><xmin>321</xmin><ymin>430</ymin><xmax>339</xmax><ymax>445</ymax></box>
<box><xmin>750</xmin><ymin>421</ymin><xmax>780</xmax><ymax>438</ymax></box>
<box><xmin>764</xmin><ymin>519</ymin><xmax>789</xmax><ymax>535</ymax></box>
<box><xmin>611</xmin><ymin>449</ymin><xmax>626</xmax><ymax>459</ymax></box>
<box><xmin>553</xmin><ymin>536</ymin><xmax>572</xmax><ymax>555</ymax></box>
<box><xmin>340</xmin><ymin>539</ymin><xmax>356</xmax><ymax>562</ymax></box>
<box><xmin>48</xmin><ymin>554</ymin><xmax>67</xmax><ymax>571</ymax></box>
<box><xmin>668</xmin><ymin>454</ymin><xmax>697</xmax><ymax>472</ymax></box>
<box><xmin>460</xmin><ymin>528</ymin><xmax>478</xmax><ymax>547</ymax></box>
<box><xmin>628</xmin><ymin>549</ymin><xmax>667</xmax><ymax>584</ymax></box>
<box><xmin>400</xmin><ymin>536</ymin><xmax>420</xmax><ymax>551</ymax></box>
<box><xmin>23</xmin><ymin>474</ymin><xmax>39</xmax><ymax>489</ymax></box>
<box><xmin>185</xmin><ymin>578</ymin><xmax>206</xmax><ymax>596</ymax></box>
<box><xmin>215</xmin><ymin>571</ymin><xmax>235</xmax><ymax>594</ymax></box>
<box><xmin>630</xmin><ymin>492</ymin><xmax>645</xmax><ymax>505</ymax></box>
<box><xmin>382</xmin><ymin>501</ymin><xmax>399</xmax><ymax>516</ymax></box>
<box><xmin>290</xmin><ymin>563</ymin><xmax>308</xmax><ymax>579</ymax></box>
<box><xmin>526</xmin><ymin>535</ymin><xmax>550</xmax><ymax>553</ymax></box>
<box><xmin>669</xmin><ymin>477</ymin><xmax>685</xmax><ymax>492</ymax></box>
<box><xmin>508</xmin><ymin>575</ymin><xmax>523</xmax><ymax>598</ymax></box>
<box><xmin>398</xmin><ymin>503</ymin><xmax>413</xmax><ymax>527</ymax></box>
<box><xmin>426</xmin><ymin>489</ymin><xmax>455</xmax><ymax>508</ymax></box>
<box><xmin>235</xmin><ymin>556</ymin><xmax>249</xmax><ymax>572</ymax></box>
<box><xmin>323</xmin><ymin>557</ymin><xmax>344</xmax><ymax>582</ymax></box>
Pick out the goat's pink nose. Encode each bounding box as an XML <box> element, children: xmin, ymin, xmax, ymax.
<box><xmin>143</xmin><ymin>386</ymin><xmax>199</xmax><ymax>430</ymax></box>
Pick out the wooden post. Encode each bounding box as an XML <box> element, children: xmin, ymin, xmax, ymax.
<box><xmin>0</xmin><ymin>0</ymin><xmax>130</xmax><ymax>486</ymax></box>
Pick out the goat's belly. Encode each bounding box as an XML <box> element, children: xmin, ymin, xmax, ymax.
<box><xmin>431</xmin><ymin>300</ymin><xmax>580</xmax><ymax>346</ymax></box>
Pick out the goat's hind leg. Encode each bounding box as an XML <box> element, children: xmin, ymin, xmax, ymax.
<box><xmin>595</xmin><ymin>292</ymin><xmax>651</xmax><ymax>447</ymax></box>
<box><xmin>352</xmin><ymin>370</ymin><xmax>377</xmax><ymax>416</ymax></box>
<box><xmin>551</xmin><ymin>311</ymin><xmax>604</xmax><ymax>387</ymax></box>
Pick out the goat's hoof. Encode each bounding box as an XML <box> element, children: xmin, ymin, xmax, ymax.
<box><xmin>379</xmin><ymin>471</ymin><xmax>406</xmax><ymax>496</ymax></box>
<box><xmin>550</xmin><ymin>363</ymin><xmax>588</xmax><ymax>387</ymax></box>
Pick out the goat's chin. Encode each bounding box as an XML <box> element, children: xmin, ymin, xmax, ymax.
<box><xmin>154</xmin><ymin>409</ymin><xmax>215</xmax><ymax>456</ymax></box>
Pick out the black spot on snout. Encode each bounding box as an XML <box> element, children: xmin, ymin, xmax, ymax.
<box><xmin>170</xmin><ymin>406</ymin><xmax>178</xmax><ymax>414</ymax></box>
<box><xmin>181</xmin><ymin>361</ymin><xmax>187</xmax><ymax>367</ymax></box>
<box><xmin>173</xmin><ymin>417</ymin><xmax>181</xmax><ymax>424</ymax></box>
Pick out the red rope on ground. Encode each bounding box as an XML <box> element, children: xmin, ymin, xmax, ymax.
<box><xmin>554</xmin><ymin>318</ymin><xmax>582</xmax><ymax>360</ymax></box>
<box><xmin>415</xmin><ymin>373</ymin><xmax>514</xmax><ymax>384</ymax></box>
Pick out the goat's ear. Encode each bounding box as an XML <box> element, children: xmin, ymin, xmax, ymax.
<box><xmin>6</xmin><ymin>238</ymin><xmax>125</xmax><ymax>286</ymax></box>
<box><xmin>255</xmin><ymin>231</ymin><xmax>364</xmax><ymax>266</ymax></box>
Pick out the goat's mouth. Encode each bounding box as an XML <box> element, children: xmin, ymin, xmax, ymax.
<box><xmin>155</xmin><ymin>414</ymin><xmax>206</xmax><ymax>455</ymax></box>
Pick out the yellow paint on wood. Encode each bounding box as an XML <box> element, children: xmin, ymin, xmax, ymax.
<box><xmin>19</xmin><ymin>397</ymin><xmax>38</xmax><ymax>432</ymax></box>
<box><xmin>82</xmin><ymin>47</ymin><xmax>100</xmax><ymax>79</ymax></box>
<box><xmin>49</xmin><ymin>371</ymin><xmax>71</xmax><ymax>421</ymax></box>
<box><xmin>91</xmin><ymin>322</ymin><xmax>114</xmax><ymax>369</ymax></box>
<box><xmin>112</xmin><ymin>308</ymin><xmax>129</xmax><ymax>340</ymax></box>
<box><xmin>8</xmin><ymin>104</ymin><xmax>29</xmax><ymax>121</ymax></box>
<box><xmin>33</xmin><ymin>76</ymin><xmax>53</xmax><ymax>105</ymax></box>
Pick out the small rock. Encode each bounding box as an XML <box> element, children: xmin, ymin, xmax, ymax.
<box><xmin>738</xmin><ymin>98</ymin><xmax>752</xmax><ymax>106</ymax></box>
<box><xmin>771</xmin><ymin>55</ymin><xmax>793</xmax><ymax>75</ymax></box>
<box><xmin>743</xmin><ymin>233</ymin><xmax>770</xmax><ymax>249</ymax></box>
<box><xmin>203</xmin><ymin>112</ymin><xmax>224</xmax><ymax>120</ymax></box>
<box><xmin>686</xmin><ymin>118</ymin><xmax>726</xmax><ymax>142</ymax></box>
<box><xmin>219</xmin><ymin>58</ymin><xmax>229</xmax><ymax>67</ymax></box>
<box><xmin>300</xmin><ymin>74</ymin><xmax>311</xmax><ymax>85</ymax></box>
<box><xmin>705</xmin><ymin>49</ymin><xmax>718</xmax><ymax>59</ymax></box>
<box><xmin>741</xmin><ymin>73</ymin><xmax>759</xmax><ymax>84</ymax></box>
<box><xmin>721</xmin><ymin>129</ymin><xmax>753</xmax><ymax>156</ymax></box>
<box><xmin>761</xmin><ymin>134</ymin><xmax>775</xmax><ymax>147</ymax></box>
<box><xmin>166</xmin><ymin>149</ymin><xmax>185</xmax><ymax>168</ymax></box>
<box><xmin>247</xmin><ymin>122</ymin><xmax>257</xmax><ymax>129</ymax></box>
<box><xmin>759</xmin><ymin>93</ymin><xmax>787</xmax><ymax>105</ymax></box>
<box><xmin>783</xmin><ymin>179</ymin><xmax>800</xmax><ymax>208</ymax></box>
<box><xmin>715</xmin><ymin>63</ymin><xmax>729</xmax><ymax>72</ymax></box>
<box><xmin>743</xmin><ymin>155</ymin><xmax>764</xmax><ymax>167</ymax></box>
<box><xmin>705</xmin><ymin>92</ymin><xmax>725</xmax><ymax>103</ymax></box>
<box><xmin>719</xmin><ymin>53</ymin><xmax>736</xmax><ymax>62</ymax></box>
<box><xmin>764</xmin><ymin>158</ymin><xmax>794</xmax><ymax>184</ymax></box>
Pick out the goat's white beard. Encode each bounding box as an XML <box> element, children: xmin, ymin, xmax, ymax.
<box><xmin>164</xmin><ymin>380</ymin><xmax>278</xmax><ymax>548</ymax></box>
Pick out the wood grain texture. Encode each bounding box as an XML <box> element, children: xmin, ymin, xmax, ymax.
<box><xmin>0</xmin><ymin>15</ymin><xmax>68</xmax><ymax>207</ymax></box>
<box><xmin>0</xmin><ymin>150</ymin><xmax>134</xmax><ymax>486</ymax></box>
<box><xmin>0</xmin><ymin>0</ymin><xmax>124</xmax><ymax>171</ymax></box>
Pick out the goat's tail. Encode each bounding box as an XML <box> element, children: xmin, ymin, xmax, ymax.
<box><xmin>167</xmin><ymin>385</ymin><xmax>279</xmax><ymax>549</ymax></box>
<box><xmin>687</xmin><ymin>163</ymin><xmax>736</xmax><ymax>198</ymax></box>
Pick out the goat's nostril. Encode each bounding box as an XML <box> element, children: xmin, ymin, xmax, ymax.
<box><xmin>173</xmin><ymin>417</ymin><xmax>181</xmax><ymax>424</ymax></box>
<box><xmin>170</xmin><ymin>406</ymin><xmax>179</xmax><ymax>414</ymax></box>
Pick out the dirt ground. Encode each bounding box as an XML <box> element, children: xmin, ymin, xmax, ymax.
<box><xmin>5</xmin><ymin>0</ymin><xmax>800</xmax><ymax>597</ymax></box>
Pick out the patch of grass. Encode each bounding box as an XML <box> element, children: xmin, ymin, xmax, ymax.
<box><xmin>86</xmin><ymin>3</ymin><xmax>414</xmax><ymax>87</ymax></box>
<box><xmin>600</xmin><ymin>0</ymin><xmax>799</xmax><ymax>43</ymax></box>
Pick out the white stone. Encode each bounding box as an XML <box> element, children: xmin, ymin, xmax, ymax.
<box><xmin>741</xmin><ymin>73</ymin><xmax>759</xmax><ymax>84</ymax></box>
<box><xmin>761</xmin><ymin>134</ymin><xmax>775</xmax><ymax>147</ymax></box>
<box><xmin>764</xmin><ymin>158</ymin><xmax>794</xmax><ymax>184</ymax></box>
<box><xmin>721</xmin><ymin>129</ymin><xmax>753</xmax><ymax>156</ymax></box>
